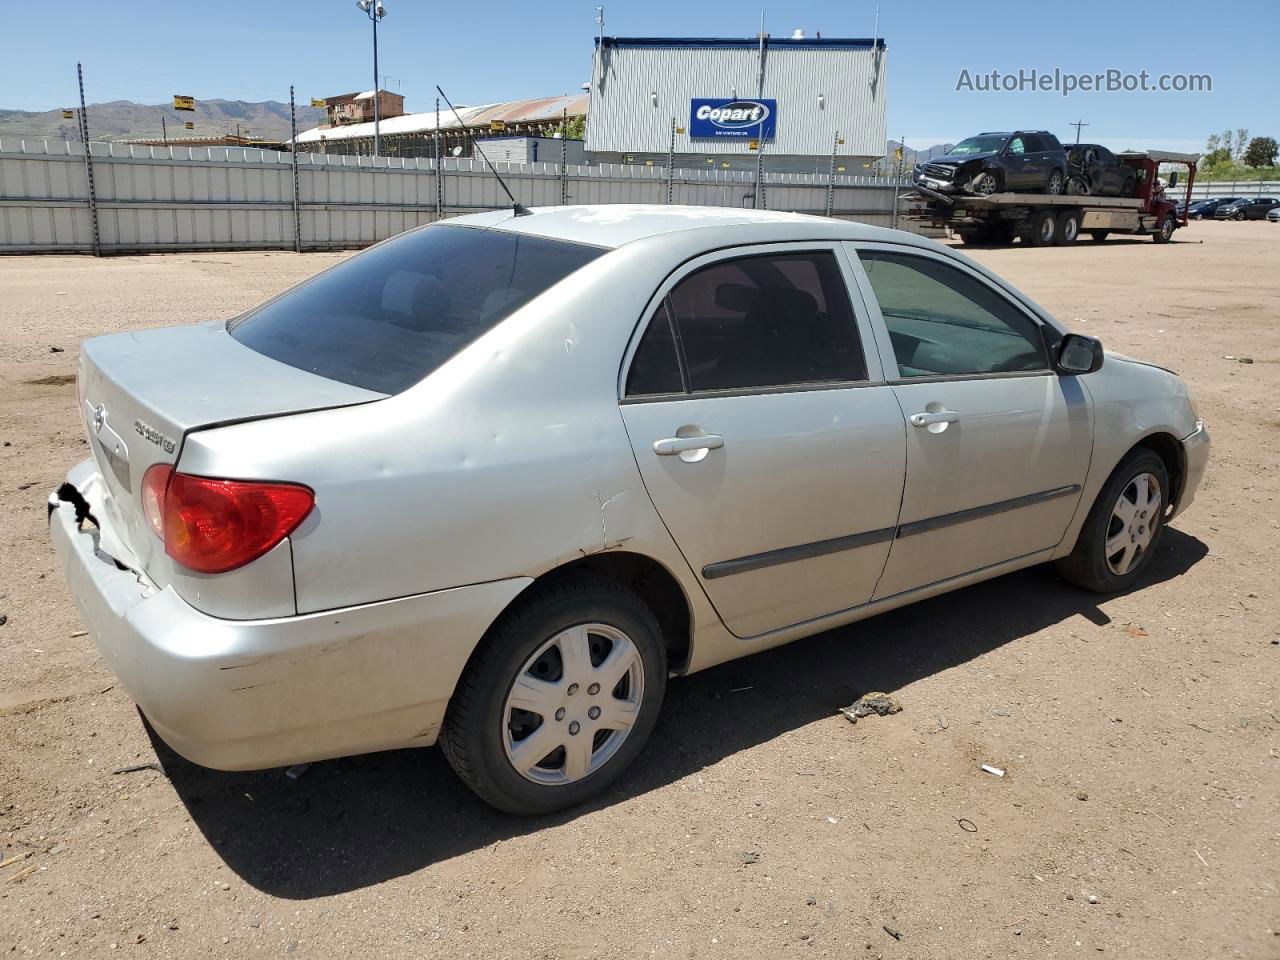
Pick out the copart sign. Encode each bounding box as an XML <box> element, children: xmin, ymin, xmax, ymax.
<box><xmin>689</xmin><ymin>99</ymin><xmax>777</xmax><ymax>139</ymax></box>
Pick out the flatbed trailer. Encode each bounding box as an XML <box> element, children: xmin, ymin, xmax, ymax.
<box><xmin>901</xmin><ymin>150</ymin><xmax>1197</xmax><ymax>247</ymax></box>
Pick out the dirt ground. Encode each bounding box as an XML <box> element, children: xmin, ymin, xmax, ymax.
<box><xmin>1</xmin><ymin>221</ymin><xmax>1277</xmax><ymax>959</ymax></box>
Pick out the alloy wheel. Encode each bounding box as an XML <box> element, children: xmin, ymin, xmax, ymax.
<box><xmin>1047</xmin><ymin>170</ymin><xmax>1064</xmax><ymax>195</ymax></box>
<box><xmin>1105</xmin><ymin>472</ymin><xmax>1160</xmax><ymax>575</ymax></box>
<box><xmin>502</xmin><ymin>622</ymin><xmax>644</xmax><ymax>785</ymax></box>
<box><xmin>971</xmin><ymin>173</ymin><xmax>998</xmax><ymax>195</ymax></box>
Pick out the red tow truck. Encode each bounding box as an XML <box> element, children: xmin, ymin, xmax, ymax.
<box><xmin>902</xmin><ymin>149</ymin><xmax>1198</xmax><ymax>246</ymax></box>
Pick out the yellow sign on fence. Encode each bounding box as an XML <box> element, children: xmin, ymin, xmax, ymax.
<box><xmin>173</xmin><ymin>95</ymin><xmax>195</xmax><ymax>111</ymax></box>
<box><xmin>184</xmin><ymin>121</ymin><xmax>194</xmax><ymax>130</ymax></box>
<box><xmin>489</xmin><ymin>120</ymin><xmax>506</xmax><ymax>132</ymax></box>
<box><xmin>311</xmin><ymin>98</ymin><xmax>326</xmax><ymax>109</ymax></box>
<box><xmin>62</xmin><ymin>110</ymin><xmax>74</xmax><ymax>119</ymax></box>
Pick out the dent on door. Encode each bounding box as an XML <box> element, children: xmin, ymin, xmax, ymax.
<box><xmin>621</xmin><ymin>388</ymin><xmax>907</xmax><ymax>638</ymax></box>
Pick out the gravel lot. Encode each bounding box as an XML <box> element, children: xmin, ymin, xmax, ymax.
<box><xmin>1</xmin><ymin>221</ymin><xmax>1277</xmax><ymax>959</ymax></box>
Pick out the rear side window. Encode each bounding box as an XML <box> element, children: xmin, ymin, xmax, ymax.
<box><xmin>858</xmin><ymin>250</ymin><xmax>1048</xmax><ymax>378</ymax></box>
<box><xmin>229</xmin><ymin>225</ymin><xmax>604</xmax><ymax>394</ymax></box>
<box><xmin>1022</xmin><ymin>134</ymin><xmax>1045</xmax><ymax>151</ymax></box>
<box><xmin>626</xmin><ymin>251</ymin><xmax>867</xmax><ymax>396</ymax></box>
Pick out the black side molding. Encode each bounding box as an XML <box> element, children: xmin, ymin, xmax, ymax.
<box><xmin>896</xmin><ymin>485</ymin><xmax>1081</xmax><ymax>539</ymax></box>
<box><xmin>702</xmin><ymin>526</ymin><xmax>897</xmax><ymax>581</ymax></box>
<box><xmin>700</xmin><ymin>484</ymin><xmax>1082</xmax><ymax>581</ymax></box>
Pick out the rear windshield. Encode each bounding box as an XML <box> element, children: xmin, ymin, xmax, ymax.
<box><xmin>228</xmin><ymin>224</ymin><xmax>605</xmax><ymax>394</ymax></box>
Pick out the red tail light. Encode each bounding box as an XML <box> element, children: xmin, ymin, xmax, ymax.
<box><xmin>141</xmin><ymin>468</ymin><xmax>314</xmax><ymax>574</ymax></box>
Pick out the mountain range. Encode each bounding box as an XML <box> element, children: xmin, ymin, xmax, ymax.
<box><xmin>0</xmin><ymin>99</ymin><xmax>325</xmax><ymax>142</ymax></box>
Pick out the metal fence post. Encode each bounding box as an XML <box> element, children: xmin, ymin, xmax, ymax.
<box><xmin>434</xmin><ymin>98</ymin><xmax>443</xmax><ymax>220</ymax></box>
<box><xmin>666</xmin><ymin>117</ymin><xmax>675</xmax><ymax>204</ymax></box>
<box><xmin>890</xmin><ymin>134</ymin><xmax>904</xmax><ymax>230</ymax></box>
<box><xmin>289</xmin><ymin>86</ymin><xmax>301</xmax><ymax>253</ymax></box>
<box><xmin>561</xmin><ymin>108</ymin><xmax>569</xmax><ymax>206</ymax></box>
<box><xmin>76</xmin><ymin>63</ymin><xmax>101</xmax><ymax>257</ymax></box>
<box><xmin>826</xmin><ymin>130</ymin><xmax>839</xmax><ymax>217</ymax></box>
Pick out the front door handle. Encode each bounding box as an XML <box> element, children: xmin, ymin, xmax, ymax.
<box><xmin>653</xmin><ymin>434</ymin><xmax>724</xmax><ymax>456</ymax></box>
<box><xmin>909</xmin><ymin>410</ymin><xmax>959</xmax><ymax>428</ymax></box>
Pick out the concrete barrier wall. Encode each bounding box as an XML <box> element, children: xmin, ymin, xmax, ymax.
<box><xmin>0</xmin><ymin>138</ymin><xmax>925</xmax><ymax>254</ymax></box>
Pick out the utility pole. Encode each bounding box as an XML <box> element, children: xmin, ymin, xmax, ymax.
<box><xmin>76</xmin><ymin>62</ymin><xmax>100</xmax><ymax>257</ymax></box>
<box><xmin>1069</xmin><ymin>119</ymin><xmax>1089</xmax><ymax>144</ymax></box>
<box><xmin>356</xmin><ymin>0</ymin><xmax>388</xmax><ymax>157</ymax></box>
<box><xmin>161</xmin><ymin>115</ymin><xmax>167</xmax><ymax>144</ymax></box>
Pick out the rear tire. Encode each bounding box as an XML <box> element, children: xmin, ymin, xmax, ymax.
<box><xmin>1055</xmin><ymin>210</ymin><xmax>1081</xmax><ymax>245</ymax></box>
<box><xmin>1119</xmin><ymin>174</ymin><xmax>1136</xmax><ymax>198</ymax></box>
<box><xmin>1028</xmin><ymin>209</ymin><xmax>1057</xmax><ymax>246</ymax></box>
<box><xmin>1055</xmin><ymin>449</ymin><xmax>1169</xmax><ymax>593</ymax></box>
<box><xmin>440</xmin><ymin>575</ymin><xmax>667</xmax><ymax>815</ymax></box>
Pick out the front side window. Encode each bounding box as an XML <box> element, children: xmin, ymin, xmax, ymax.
<box><xmin>625</xmin><ymin>251</ymin><xmax>867</xmax><ymax>397</ymax></box>
<box><xmin>230</xmin><ymin>225</ymin><xmax>605</xmax><ymax>394</ymax></box>
<box><xmin>1007</xmin><ymin>137</ymin><xmax>1026</xmax><ymax>155</ymax></box>
<box><xmin>858</xmin><ymin>250</ymin><xmax>1049</xmax><ymax>378</ymax></box>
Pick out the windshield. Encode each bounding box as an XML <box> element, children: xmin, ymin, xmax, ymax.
<box><xmin>229</xmin><ymin>225</ymin><xmax>605</xmax><ymax>394</ymax></box>
<box><xmin>949</xmin><ymin>135</ymin><xmax>1009</xmax><ymax>155</ymax></box>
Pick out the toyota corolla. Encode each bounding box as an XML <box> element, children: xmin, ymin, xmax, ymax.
<box><xmin>49</xmin><ymin>205</ymin><xmax>1209</xmax><ymax>814</ymax></box>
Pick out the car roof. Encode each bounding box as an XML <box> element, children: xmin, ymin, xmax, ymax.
<box><xmin>443</xmin><ymin>204</ymin><xmax>922</xmax><ymax>250</ymax></box>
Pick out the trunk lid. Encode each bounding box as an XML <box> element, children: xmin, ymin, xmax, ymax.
<box><xmin>78</xmin><ymin>320</ymin><xmax>383</xmax><ymax>585</ymax></box>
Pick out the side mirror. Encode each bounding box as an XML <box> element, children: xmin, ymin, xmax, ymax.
<box><xmin>1056</xmin><ymin>333</ymin><xmax>1104</xmax><ymax>375</ymax></box>
<box><xmin>1169</xmin><ymin>171</ymin><xmax>1179</xmax><ymax>188</ymax></box>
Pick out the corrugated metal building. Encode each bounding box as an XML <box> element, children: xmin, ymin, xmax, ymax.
<box><xmin>587</xmin><ymin>36</ymin><xmax>887</xmax><ymax>173</ymax></box>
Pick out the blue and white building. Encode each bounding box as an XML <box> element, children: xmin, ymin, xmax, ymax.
<box><xmin>586</xmin><ymin>35</ymin><xmax>888</xmax><ymax>173</ymax></box>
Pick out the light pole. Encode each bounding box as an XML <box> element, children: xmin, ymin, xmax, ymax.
<box><xmin>356</xmin><ymin>0</ymin><xmax>387</xmax><ymax>157</ymax></box>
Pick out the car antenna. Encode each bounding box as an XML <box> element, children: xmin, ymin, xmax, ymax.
<box><xmin>436</xmin><ymin>85</ymin><xmax>531</xmax><ymax>217</ymax></box>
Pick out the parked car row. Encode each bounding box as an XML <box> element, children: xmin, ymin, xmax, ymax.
<box><xmin>1184</xmin><ymin>196</ymin><xmax>1280</xmax><ymax>220</ymax></box>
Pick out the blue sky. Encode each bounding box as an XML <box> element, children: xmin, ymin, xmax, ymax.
<box><xmin>2</xmin><ymin>0</ymin><xmax>1275</xmax><ymax>152</ymax></box>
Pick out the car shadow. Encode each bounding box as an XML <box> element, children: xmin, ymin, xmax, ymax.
<box><xmin>150</xmin><ymin>528</ymin><xmax>1208</xmax><ymax>899</ymax></box>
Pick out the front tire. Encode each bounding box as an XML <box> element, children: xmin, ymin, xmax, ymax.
<box><xmin>968</xmin><ymin>171</ymin><xmax>1000</xmax><ymax>195</ymax></box>
<box><xmin>1055</xmin><ymin>449</ymin><xmax>1169</xmax><ymax>593</ymax></box>
<box><xmin>1153</xmin><ymin>213</ymin><xmax>1176</xmax><ymax>243</ymax></box>
<box><xmin>1046</xmin><ymin>168</ymin><xmax>1065</xmax><ymax>195</ymax></box>
<box><xmin>440</xmin><ymin>575</ymin><xmax>667</xmax><ymax>815</ymax></box>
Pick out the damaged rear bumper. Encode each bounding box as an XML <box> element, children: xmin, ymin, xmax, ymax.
<box><xmin>50</xmin><ymin>463</ymin><xmax>531</xmax><ymax>770</ymax></box>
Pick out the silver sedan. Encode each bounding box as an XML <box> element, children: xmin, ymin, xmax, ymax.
<box><xmin>50</xmin><ymin>205</ymin><xmax>1210</xmax><ymax>814</ymax></box>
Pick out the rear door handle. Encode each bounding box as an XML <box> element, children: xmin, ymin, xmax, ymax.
<box><xmin>909</xmin><ymin>410</ymin><xmax>959</xmax><ymax>427</ymax></box>
<box><xmin>653</xmin><ymin>434</ymin><xmax>724</xmax><ymax>456</ymax></box>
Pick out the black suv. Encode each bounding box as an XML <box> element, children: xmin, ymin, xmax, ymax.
<box><xmin>913</xmin><ymin>131</ymin><xmax>1068</xmax><ymax>196</ymax></box>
